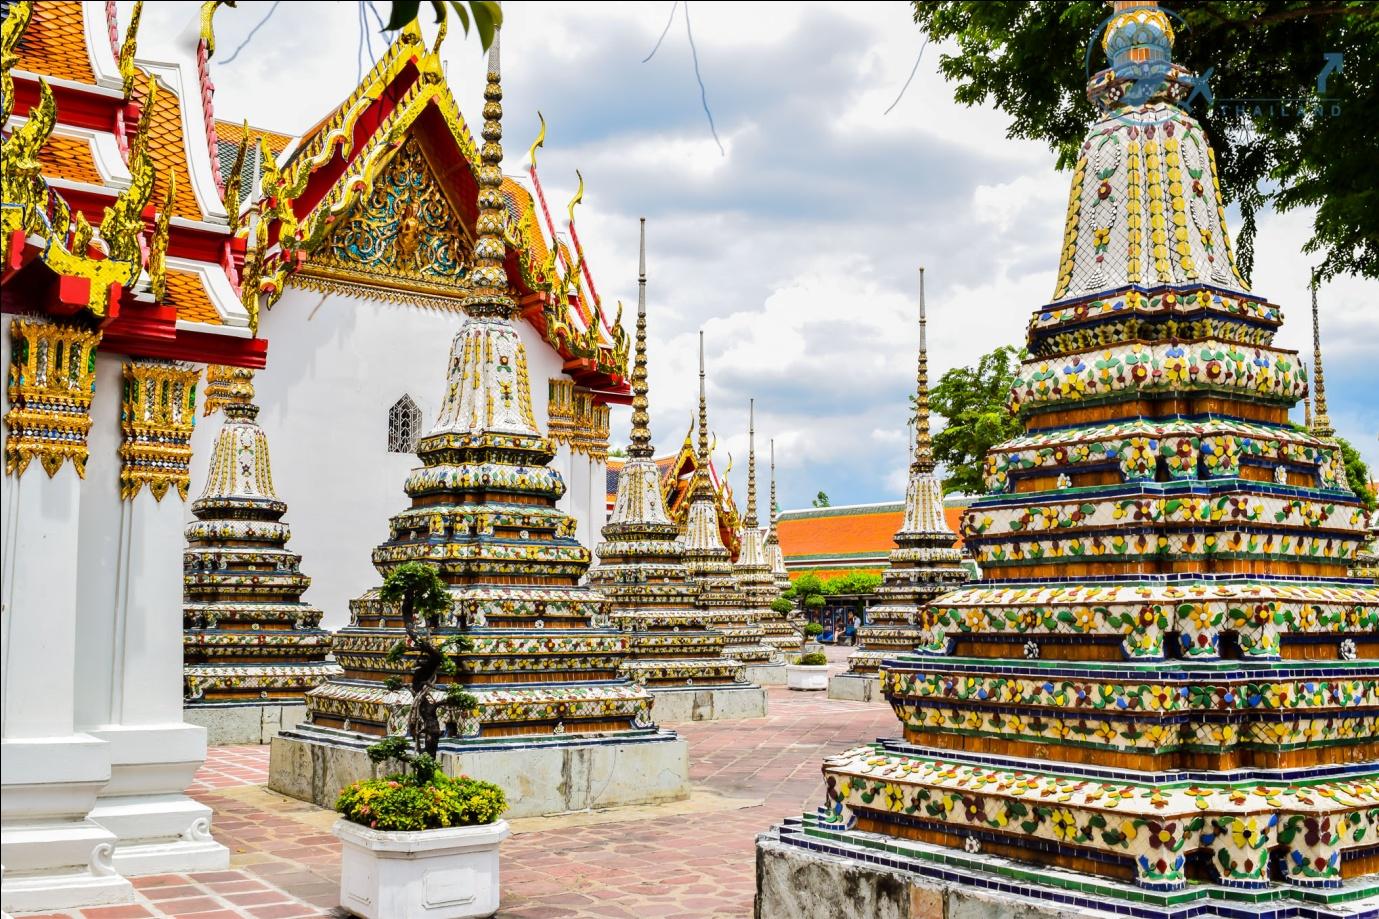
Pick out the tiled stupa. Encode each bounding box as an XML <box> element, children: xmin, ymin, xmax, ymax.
<box><xmin>760</xmin><ymin>5</ymin><xmax>1379</xmax><ymax>917</ymax></box>
<box><xmin>682</xmin><ymin>335</ymin><xmax>785</xmax><ymax>684</ymax></box>
<box><xmin>734</xmin><ymin>401</ymin><xmax>802</xmax><ymax>657</ymax></box>
<box><xmin>586</xmin><ymin>222</ymin><xmax>766</xmax><ymax>721</ymax></box>
<box><xmin>766</xmin><ymin>443</ymin><xmax>793</xmax><ymax>594</ymax></box>
<box><xmin>182</xmin><ymin>368</ymin><xmax>340</xmax><ymax>737</ymax></box>
<box><xmin>828</xmin><ymin>269</ymin><xmax>969</xmax><ymax>701</ymax></box>
<box><xmin>271</xmin><ymin>40</ymin><xmax>687</xmax><ymax>816</ymax></box>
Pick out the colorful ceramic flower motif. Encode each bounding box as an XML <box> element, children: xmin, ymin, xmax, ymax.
<box><xmin>819</xmin><ymin>744</ymin><xmax>1379</xmax><ymax>894</ymax></box>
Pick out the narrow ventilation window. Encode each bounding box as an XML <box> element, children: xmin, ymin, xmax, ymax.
<box><xmin>388</xmin><ymin>395</ymin><xmax>422</xmax><ymax>454</ymax></box>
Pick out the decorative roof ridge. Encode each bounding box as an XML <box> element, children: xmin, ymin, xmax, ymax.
<box><xmin>778</xmin><ymin>502</ymin><xmax>906</xmax><ymax>520</ymax></box>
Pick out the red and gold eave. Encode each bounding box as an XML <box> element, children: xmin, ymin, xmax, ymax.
<box><xmin>251</xmin><ymin>22</ymin><xmax>627</xmax><ymax>399</ymax></box>
<box><xmin>2</xmin><ymin>0</ymin><xmax>266</xmax><ymax>368</ymax></box>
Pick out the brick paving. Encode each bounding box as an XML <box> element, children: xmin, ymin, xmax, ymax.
<box><xmin>17</xmin><ymin>645</ymin><xmax>894</xmax><ymax>919</ymax></box>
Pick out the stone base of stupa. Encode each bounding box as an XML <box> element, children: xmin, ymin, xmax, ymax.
<box><xmin>745</xmin><ymin>662</ymin><xmax>788</xmax><ymax>686</ymax></box>
<box><xmin>756</xmin><ymin>817</ymin><xmax>1379</xmax><ymax>919</ymax></box>
<box><xmin>184</xmin><ymin>702</ymin><xmax>309</xmax><ymax>745</ymax></box>
<box><xmin>649</xmin><ymin>684</ymin><xmax>767</xmax><ymax>722</ymax></box>
<box><xmin>268</xmin><ymin>725</ymin><xmax>690</xmax><ymax>818</ymax></box>
<box><xmin>825</xmin><ymin>672</ymin><xmax>883</xmax><ymax>702</ymax></box>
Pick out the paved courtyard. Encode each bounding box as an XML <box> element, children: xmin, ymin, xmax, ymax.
<box><xmin>19</xmin><ymin>646</ymin><xmax>894</xmax><ymax>919</ymax></box>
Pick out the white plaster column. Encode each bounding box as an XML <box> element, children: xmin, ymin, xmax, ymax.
<box><xmin>75</xmin><ymin>356</ymin><xmax>228</xmax><ymax>874</ymax></box>
<box><xmin>0</xmin><ymin>322</ymin><xmax>133</xmax><ymax>912</ymax></box>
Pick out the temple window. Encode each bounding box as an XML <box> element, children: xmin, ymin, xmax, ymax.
<box><xmin>387</xmin><ymin>395</ymin><xmax>423</xmax><ymax>453</ymax></box>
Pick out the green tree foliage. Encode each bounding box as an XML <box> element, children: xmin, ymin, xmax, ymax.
<box><xmin>911</xmin><ymin>1</ymin><xmax>1379</xmax><ymax>282</ymax></box>
<box><xmin>1336</xmin><ymin>434</ymin><xmax>1376</xmax><ymax>511</ymax></box>
<box><xmin>812</xmin><ymin>491</ymin><xmax>831</xmax><ymax>508</ymax></box>
<box><xmin>384</xmin><ymin>1</ymin><xmax>503</xmax><ymax>49</ymax></box>
<box><xmin>927</xmin><ymin>344</ymin><xmax>1024</xmax><ymax>496</ymax></box>
<box><xmin>822</xmin><ymin>570</ymin><xmax>884</xmax><ymax>597</ymax></box>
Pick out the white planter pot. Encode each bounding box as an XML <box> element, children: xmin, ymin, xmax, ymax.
<box><xmin>333</xmin><ymin>818</ymin><xmax>509</xmax><ymax>919</ymax></box>
<box><xmin>786</xmin><ymin>665</ymin><xmax>829</xmax><ymax>691</ymax></box>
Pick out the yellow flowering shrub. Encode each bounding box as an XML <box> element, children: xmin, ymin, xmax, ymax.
<box><xmin>336</xmin><ymin>772</ymin><xmax>508</xmax><ymax>831</ymax></box>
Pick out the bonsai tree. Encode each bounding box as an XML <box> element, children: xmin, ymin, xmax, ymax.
<box><xmin>769</xmin><ymin>596</ymin><xmax>794</xmax><ymax>616</ymax></box>
<box><xmin>336</xmin><ymin>562</ymin><xmax>507</xmax><ymax>832</ymax></box>
<box><xmin>803</xmin><ymin>622</ymin><xmax>824</xmax><ymax>638</ymax></box>
<box><xmin>372</xmin><ymin>561</ymin><xmax>477</xmax><ymax>780</ymax></box>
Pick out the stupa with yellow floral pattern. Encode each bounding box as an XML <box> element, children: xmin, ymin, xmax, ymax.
<box><xmin>760</xmin><ymin>4</ymin><xmax>1378</xmax><ymax>916</ymax></box>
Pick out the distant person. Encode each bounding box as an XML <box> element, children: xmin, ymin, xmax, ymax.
<box><xmin>844</xmin><ymin>619</ymin><xmax>858</xmax><ymax>646</ymax></box>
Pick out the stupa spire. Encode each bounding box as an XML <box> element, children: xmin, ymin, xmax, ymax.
<box><xmin>744</xmin><ymin>399</ymin><xmax>759</xmax><ymax>528</ymax></box>
<box><xmin>769</xmin><ymin>439</ymin><xmax>778</xmax><ymax>525</ymax></box>
<box><xmin>628</xmin><ymin>218</ymin><xmax>653</xmax><ymax>459</ymax></box>
<box><xmin>463</xmin><ymin>29</ymin><xmax>514</xmax><ymax>318</ymax></box>
<box><xmin>1310</xmin><ymin>283</ymin><xmax>1334</xmax><ymax>438</ymax></box>
<box><xmin>912</xmin><ymin>267</ymin><xmax>935</xmax><ymax>474</ymax></box>
<box><xmin>692</xmin><ymin>331</ymin><xmax>713</xmax><ymax>499</ymax></box>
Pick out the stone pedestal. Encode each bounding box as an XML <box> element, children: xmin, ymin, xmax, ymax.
<box><xmin>184</xmin><ymin>702</ymin><xmax>309</xmax><ymax>744</ymax></box>
<box><xmin>648</xmin><ymin>685</ymin><xmax>767</xmax><ymax>723</ymax></box>
<box><xmin>745</xmin><ymin>663</ymin><xmax>787</xmax><ymax>686</ymax></box>
<box><xmin>269</xmin><ymin>728</ymin><xmax>690</xmax><ymax>818</ymax></box>
<box><xmin>826</xmin><ymin>673</ymin><xmax>883</xmax><ymax>702</ymax></box>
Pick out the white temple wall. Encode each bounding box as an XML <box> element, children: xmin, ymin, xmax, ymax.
<box><xmin>188</xmin><ymin>287</ymin><xmax>587</xmax><ymax>631</ymax></box>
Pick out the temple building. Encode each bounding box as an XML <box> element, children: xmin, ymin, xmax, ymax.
<box><xmin>182</xmin><ymin>367</ymin><xmax>340</xmax><ymax>744</ymax></box>
<box><xmin>759</xmin><ymin>5</ymin><xmax>1379</xmax><ymax>917</ymax></box>
<box><xmin>733</xmin><ymin>401</ymin><xmax>802</xmax><ymax>656</ymax></box>
<box><xmin>0</xmin><ymin>0</ymin><xmax>285</xmax><ymax>908</ymax></box>
<box><xmin>776</xmin><ymin>499</ymin><xmax>969</xmax><ymax>580</ymax></box>
<box><xmin>605</xmin><ymin>422</ymin><xmax>744</xmax><ymax>559</ymax></box>
<box><xmin>586</xmin><ymin>221</ymin><xmax>767</xmax><ymax>722</ymax></box>
<box><xmin>268</xmin><ymin>40</ymin><xmax>688</xmax><ymax>819</ymax></box>
<box><xmin>682</xmin><ymin>334</ymin><xmax>786</xmax><ymax>685</ymax></box>
<box><xmin>185</xmin><ymin>16</ymin><xmax>631</xmax><ymax>631</ymax></box>
<box><xmin>828</xmin><ymin>270</ymin><xmax>970</xmax><ymax>702</ymax></box>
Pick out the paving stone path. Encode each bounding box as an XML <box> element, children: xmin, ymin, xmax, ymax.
<box><xmin>18</xmin><ymin>644</ymin><xmax>893</xmax><ymax>919</ymax></box>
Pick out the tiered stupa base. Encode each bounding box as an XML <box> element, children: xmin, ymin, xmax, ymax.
<box><xmin>618</xmin><ymin>629</ymin><xmax>767</xmax><ymax>722</ymax></box>
<box><xmin>183</xmin><ymin>699</ymin><xmax>313</xmax><ymax>745</ymax></box>
<box><xmin>270</xmin><ymin>722</ymin><xmax>688</xmax><ymax>817</ymax></box>
<box><xmin>759</xmin><ymin>799</ymin><xmax>1379</xmax><ymax>919</ymax></box>
<box><xmin>828</xmin><ymin>628</ymin><xmax>924</xmax><ymax>701</ymax></box>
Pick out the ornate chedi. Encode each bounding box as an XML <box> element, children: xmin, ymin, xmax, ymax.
<box><xmin>682</xmin><ymin>334</ymin><xmax>785</xmax><ymax>682</ymax></box>
<box><xmin>273</xmin><ymin>40</ymin><xmax>687</xmax><ymax>817</ymax></box>
<box><xmin>766</xmin><ymin>440</ymin><xmax>793</xmax><ymax>594</ymax></box>
<box><xmin>829</xmin><ymin>269</ymin><xmax>970</xmax><ymax>701</ymax></box>
<box><xmin>585</xmin><ymin>221</ymin><xmax>765</xmax><ymax>721</ymax></box>
<box><xmin>761</xmin><ymin>7</ymin><xmax>1379</xmax><ymax>917</ymax></box>
<box><xmin>182</xmin><ymin>368</ymin><xmax>339</xmax><ymax>732</ymax></box>
<box><xmin>734</xmin><ymin>401</ymin><xmax>801</xmax><ymax>655</ymax></box>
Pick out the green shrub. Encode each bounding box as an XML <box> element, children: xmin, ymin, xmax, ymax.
<box><xmin>336</xmin><ymin>772</ymin><xmax>507</xmax><ymax>831</ymax></box>
<box><xmin>803</xmin><ymin>622</ymin><xmax>824</xmax><ymax>637</ymax></box>
<box><xmin>799</xmin><ymin>652</ymin><xmax>828</xmax><ymax>666</ymax></box>
<box><xmin>769</xmin><ymin>597</ymin><xmax>794</xmax><ymax>615</ymax></box>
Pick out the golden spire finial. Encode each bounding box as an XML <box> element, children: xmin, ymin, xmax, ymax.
<box><xmin>462</xmin><ymin>27</ymin><xmax>515</xmax><ymax>318</ymax></box>
<box><xmin>912</xmin><ymin>266</ymin><xmax>935</xmax><ymax>473</ymax></box>
<box><xmin>1310</xmin><ymin>283</ymin><xmax>1334</xmax><ymax>438</ymax></box>
<box><xmin>691</xmin><ymin>330</ymin><xmax>715</xmax><ymax>500</ymax></box>
<box><xmin>743</xmin><ymin>398</ymin><xmax>760</xmax><ymax>526</ymax></box>
<box><xmin>628</xmin><ymin>218</ymin><xmax>653</xmax><ymax>459</ymax></box>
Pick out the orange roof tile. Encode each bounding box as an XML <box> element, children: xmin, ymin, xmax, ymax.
<box><xmin>38</xmin><ymin>133</ymin><xmax>103</xmax><ymax>185</ymax></box>
<box><xmin>15</xmin><ymin>2</ymin><xmax>97</xmax><ymax>85</ymax></box>
<box><xmin>215</xmin><ymin>119</ymin><xmax>294</xmax><ymax>154</ymax></box>
<box><xmin>164</xmin><ymin>269</ymin><xmax>220</xmax><ymax>325</ymax></box>
<box><xmin>778</xmin><ymin>505</ymin><xmax>904</xmax><ymax>562</ymax></box>
<box><xmin>136</xmin><ymin>73</ymin><xmax>202</xmax><ymax>220</ymax></box>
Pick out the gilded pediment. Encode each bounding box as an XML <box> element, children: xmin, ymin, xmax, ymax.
<box><xmin>297</xmin><ymin>136</ymin><xmax>474</xmax><ymax>304</ymax></box>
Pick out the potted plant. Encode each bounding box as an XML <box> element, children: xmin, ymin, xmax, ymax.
<box><xmin>787</xmin><ymin>651</ymin><xmax>830</xmax><ymax>691</ymax></box>
<box><xmin>801</xmin><ymin>621</ymin><xmax>825</xmax><ymax>654</ymax></box>
<box><xmin>333</xmin><ymin>563</ymin><xmax>509</xmax><ymax>919</ymax></box>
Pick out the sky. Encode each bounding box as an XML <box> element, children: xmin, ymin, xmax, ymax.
<box><xmin>128</xmin><ymin>1</ymin><xmax>1379</xmax><ymax>511</ymax></box>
